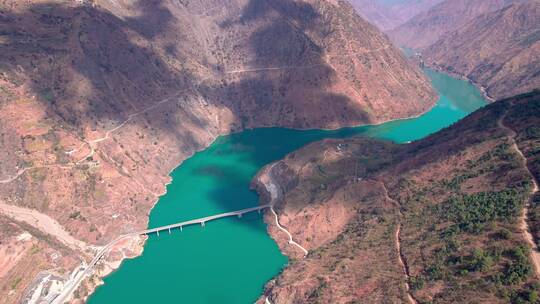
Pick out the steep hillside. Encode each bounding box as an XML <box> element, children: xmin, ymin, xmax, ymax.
<box><xmin>349</xmin><ymin>0</ymin><xmax>442</xmax><ymax>31</ymax></box>
<box><xmin>388</xmin><ymin>0</ymin><xmax>520</xmax><ymax>49</ymax></box>
<box><xmin>424</xmin><ymin>2</ymin><xmax>540</xmax><ymax>100</ymax></box>
<box><xmin>254</xmin><ymin>91</ymin><xmax>540</xmax><ymax>303</ymax></box>
<box><xmin>0</xmin><ymin>0</ymin><xmax>436</xmax><ymax>302</ymax></box>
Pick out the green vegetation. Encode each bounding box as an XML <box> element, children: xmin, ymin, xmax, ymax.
<box><xmin>29</xmin><ymin>167</ymin><xmax>47</xmax><ymax>182</ymax></box>
<box><xmin>494</xmin><ymin>246</ymin><xmax>532</xmax><ymax>286</ymax></box>
<box><xmin>508</xmin><ymin>284</ymin><xmax>540</xmax><ymax>304</ymax></box>
<box><xmin>68</xmin><ymin>211</ymin><xmax>81</xmax><ymax>219</ymax></box>
<box><xmin>10</xmin><ymin>277</ymin><xmax>22</xmax><ymax>290</ymax></box>
<box><xmin>30</xmin><ymin>244</ymin><xmax>40</xmax><ymax>255</ymax></box>
<box><xmin>524</xmin><ymin>127</ymin><xmax>540</xmax><ymax>140</ymax></box>
<box><xmin>307</xmin><ymin>277</ymin><xmax>328</xmax><ymax>302</ymax></box>
<box><xmin>464</xmin><ymin>248</ymin><xmax>495</xmax><ymax>272</ymax></box>
<box><xmin>444</xmin><ymin>142</ymin><xmax>520</xmax><ymax>192</ymax></box>
<box><xmin>409</xmin><ymin>276</ymin><xmax>425</xmax><ymax>290</ymax></box>
<box><xmin>39</xmin><ymin>88</ymin><xmax>55</xmax><ymax>104</ymax></box>
<box><xmin>408</xmin><ymin>180</ymin><xmax>538</xmax><ymax>303</ymax></box>
<box><xmin>442</xmin><ymin>189</ymin><xmax>525</xmax><ymax>234</ymax></box>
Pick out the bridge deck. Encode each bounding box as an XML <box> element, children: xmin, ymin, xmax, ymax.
<box><xmin>51</xmin><ymin>204</ymin><xmax>272</xmax><ymax>304</ymax></box>
<box><xmin>138</xmin><ymin>204</ymin><xmax>271</xmax><ymax>235</ymax></box>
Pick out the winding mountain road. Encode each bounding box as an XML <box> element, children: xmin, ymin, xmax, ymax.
<box><xmin>376</xmin><ymin>179</ymin><xmax>417</xmax><ymax>304</ymax></box>
<box><xmin>498</xmin><ymin>106</ymin><xmax>540</xmax><ymax>276</ymax></box>
<box><xmin>262</xmin><ymin>164</ymin><xmax>309</xmax><ymax>256</ymax></box>
<box><xmin>50</xmin><ymin>203</ymin><xmax>274</xmax><ymax>304</ymax></box>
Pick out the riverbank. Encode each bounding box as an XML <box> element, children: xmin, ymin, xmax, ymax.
<box><xmin>61</xmin><ymin>105</ymin><xmax>436</xmax><ymax>303</ymax></box>
<box><xmin>79</xmin><ymin>68</ymin><xmax>485</xmax><ymax>304</ymax></box>
<box><xmin>67</xmin><ymin>84</ymin><xmax>438</xmax><ymax>304</ymax></box>
<box><xmin>424</xmin><ymin>62</ymin><xmax>496</xmax><ymax>103</ymax></box>
<box><xmin>249</xmin><ymin>93</ymin><xmax>540</xmax><ymax>303</ymax></box>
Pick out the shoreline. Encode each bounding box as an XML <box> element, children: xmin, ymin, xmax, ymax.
<box><xmin>423</xmin><ymin>62</ymin><xmax>496</xmax><ymax>103</ymax></box>
<box><xmin>60</xmin><ymin>67</ymin><xmax>471</xmax><ymax>303</ymax></box>
<box><xmin>401</xmin><ymin>47</ymin><xmax>495</xmax><ymax>103</ymax></box>
<box><xmin>72</xmin><ymin>106</ymin><xmax>436</xmax><ymax>303</ymax></box>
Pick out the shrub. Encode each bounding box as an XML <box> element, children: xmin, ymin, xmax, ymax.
<box><xmin>498</xmin><ymin>228</ymin><xmax>512</xmax><ymax>240</ymax></box>
<box><xmin>465</xmin><ymin>248</ymin><xmax>494</xmax><ymax>272</ymax></box>
<box><xmin>409</xmin><ymin>276</ymin><xmax>425</xmax><ymax>290</ymax></box>
<box><xmin>443</xmin><ymin>189</ymin><xmax>525</xmax><ymax>233</ymax></box>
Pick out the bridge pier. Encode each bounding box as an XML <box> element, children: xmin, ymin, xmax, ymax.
<box><xmin>136</xmin><ymin>205</ymin><xmax>273</xmax><ymax>237</ymax></box>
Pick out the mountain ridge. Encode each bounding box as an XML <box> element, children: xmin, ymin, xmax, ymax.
<box><xmin>388</xmin><ymin>0</ymin><xmax>521</xmax><ymax>49</ymax></box>
<box><xmin>348</xmin><ymin>0</ymin><xmax>443</xmax><ymax>31</ymax></box>
<box><xmin>423</xmin><ymin>1</ymin><xmax>540</xmax><ymax>100</ymax></box>
<box><xmin>254</xmin><ymin>91</ymin><xmax>540</xmax><ymax>303</ymax></box>
<box><xmin>0</xmin><ymin>0</ymin><xmax>436</xmax><ymax>302</ymax></box>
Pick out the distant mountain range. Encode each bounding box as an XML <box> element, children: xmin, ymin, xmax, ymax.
<box><xmin>424</xmin><ymin>1</ymin><xmax>540</xmax><ymax>99</ymax></box>
<box><xmin>387</xmin><ymin>0</ymin><xmax>521</xmax><ymax>49</ymax></box>
<box><xmin>0</xmin><ymin>0</ymin><xmax>435</xmax><ymax>302</ymax></box>
<box><xmin>348</xmin><ymin>0</ymin><xmax>443</xmax><ymax>31</ymax></box>
<box><xmin>360</xmin><ymin>0</ymin><xmax>539</xmax><ymax>99</ymax></box>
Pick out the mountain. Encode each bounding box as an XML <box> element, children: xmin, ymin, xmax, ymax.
<box><xmin>253</xmin><ymin>91</ymin><xmax>540</xmax><ymax>303</ymax></box>
<box><xmin>348</xmin><ymin>0</ymin><xmax>443</xmax><ymax>31</ymax></box>
<box><xmin>0</xmin><ymin>0</ymin><xmax>435</xmax><ymax>302</ymax></box>
<box><xmin>388</xmin><ymin>0</ymin><xmax>520</xmax><ymax>49</ymax></box>
<box><xmin>424</xmin><ymin>2</ymin><xmax>540</xmax><ymax>100</ymax></box>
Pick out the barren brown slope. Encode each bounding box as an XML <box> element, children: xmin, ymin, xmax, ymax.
<box><xmin>388</xmin><ymin>0</ymin><xmax>522</xmax><ymax>49</ymax></box>
<box><xmin>349</xmin><ymin>0</ymin><xmax>443</xmax><ymax>31</ymax></box>
<box><xmin>254</xmin><ymin>91</ymin><xmax>540</xmax><ymax>303</ymax></box>
<box><xmin>0</xmin><ymin>0</ymin><xmax>435</xmax><ymax>302</ymax></box>
<box><xmin>424</xmin><ymin>2</ymin><xmax>540</xmax><ymax>100</ymax></box>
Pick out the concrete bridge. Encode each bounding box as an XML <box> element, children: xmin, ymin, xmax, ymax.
<box><xmin>138</xmin><ymin>204</ymin><xmax>271</xmax><ymax>236</ymax></box>
<box><xmin>51</xmin><ymin>204</ymin><xmax>272</xmax><ymax>304</ymax></box>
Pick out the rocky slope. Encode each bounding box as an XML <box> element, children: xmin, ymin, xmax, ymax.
<box><xmin>388</xmin><ymin>0</ymin><xmax>521</xmax><ymax>49</ymax></box>
<box><xmin>254</xmin><ymin>91</ymin><xmax>540</xmax><ymax>303</ymax></box>
<box><xmin>0</xmin><ymin>0</ymin><xmax>436</xmax><ymax>302</ymax></box>
<box><xmin>424</xmin><ymin>2</ymin><xmax>540</xmax><ymax>100</ymax></box>
<box><xmin>349</xmin><ymin>0</ymin><xmax>443</xmax><ymax>31</ymax></box>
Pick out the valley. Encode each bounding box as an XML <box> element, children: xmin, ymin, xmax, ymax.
<box><xmin>423</xmin><ymin>1</ymin><xmax>540</xmax><ymax>100</ymax></box>
<box><xmin>380</xmin><ymin>0</ymin><xmax>539</xmax><ymax>101</ymax></box>
<box><xmin>0</xmin><ymin>0</ymin><xmax>435</xmax><ymax>302</ymax></box>
<box><xmin>0</xmin><ymin>0</ymin><xmax>538</xmax><ymax>303</ymax></box>
<box><xmin>86</xmin><ymin>68</ymin><xmax>485</xmax><ymax>304</ymax></box>
<box><xmin>348</xmin><ymin>0</ymin><xmax>443</xmax><ymax>31</ymax></box>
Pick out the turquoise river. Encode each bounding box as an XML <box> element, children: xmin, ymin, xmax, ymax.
<box><xmin>88</xmin><ymin>68</ymin><xmax>487</xmax><ymax>303</ymax></box>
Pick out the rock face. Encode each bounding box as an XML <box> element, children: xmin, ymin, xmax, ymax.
<box><xmin>424</xmin><ymin>2</ymin><xmax>540</xmax><ymax>100</ymax></box>
<box><xmin>254</xmin><ymin>91</ymin><xmax>540</xmax><ymax>303</ymax></box>
<box><xmin>388</xmin><ymin>0</ymin><xmax>521</xmax><ymax>49</ymax></box>
<box><xmin>349</xmin><ymin>0</ymin><xmax>443</xmax><ymax>31</ymax></box>
<box><xmin>0</xmin><ymin>0</ymin><xmax>435</xmax><ymax>302</ymax></box>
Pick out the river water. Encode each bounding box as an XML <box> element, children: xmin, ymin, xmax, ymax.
<box><xmin>88</xmin><ymin>68</ymin><xmax>486</xmax><ymax>303</ymax></box>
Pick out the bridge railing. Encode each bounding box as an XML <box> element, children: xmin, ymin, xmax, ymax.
<box><xmin>138</xmin><ymin>204</ymin><xmax>272</xmax><ymax>235</ymax></box>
